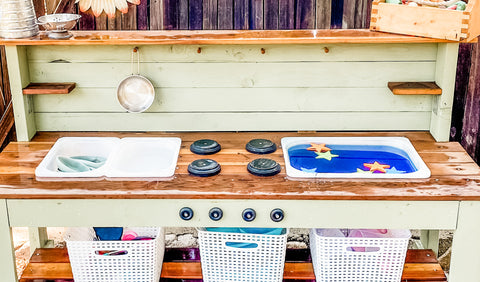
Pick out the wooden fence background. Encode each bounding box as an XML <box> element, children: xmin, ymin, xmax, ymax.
<box><xmin>1</xmin><ymin>0</ymin><xmax>480</xmax><ymax>163</ymax></box>
<box><xmin>0</xmin><ymin>47</ymin><xmax>15</xmax><ymax>152</ymax></box>
<box><xmin>33</xmin><ymin>0</ymin><xmax>371</xmax><ymax>30</ymax></box>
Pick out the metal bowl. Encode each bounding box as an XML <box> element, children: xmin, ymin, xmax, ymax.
<box><xmin>37</xmin><ymin>13</ymin><xmax>81</xmax><ymax>39</ymax></box>
<box><xmin>117</xmin><ymin>75</ymin><xmax>155</xmax><ymax>113</ymax></box>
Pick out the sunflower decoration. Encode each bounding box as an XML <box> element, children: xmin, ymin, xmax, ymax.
<box><xmin>75</xmin><ymin>0</ymin><xmax>140</xmax><ymax>18</ymax></box>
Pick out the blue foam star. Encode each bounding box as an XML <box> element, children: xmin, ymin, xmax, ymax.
<box><xmin>386</xmin><ymin>167</ymin><xmax>406</xmax><ymax>174</ymax></box>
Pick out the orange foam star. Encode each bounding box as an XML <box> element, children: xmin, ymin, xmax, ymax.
<box><xmin>363</xmin><ymin>161</ymin><xmax>390</xmax><ymax>173</ymax></box>
<box><xmin>307</xmin><ymin>143</ymin><xmax>331</xmax><ymax>153</ymax></box>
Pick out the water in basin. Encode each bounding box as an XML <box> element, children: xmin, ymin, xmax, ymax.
<box><xmin>282</xmin><ymin>137</ymin><xmax>430</xmax><ymax>179</ymax></box>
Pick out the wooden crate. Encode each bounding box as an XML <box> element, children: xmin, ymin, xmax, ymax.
<box><xmin>370</xmin><ymin>0</ymin><xmax>480</xmax><ymax>41</ymax></box>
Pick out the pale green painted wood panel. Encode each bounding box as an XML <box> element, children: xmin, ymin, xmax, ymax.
<box><xmin>7</xmin><ymin>199</ymin><xmax>458</xmax><ymax>229</ymax></box>
<box><xmin>449</xmin><ymin>201</ymin><xmax>480</xmax><ymax>282</ymax></box>
<box><xmin>28</xmin><ymin>62</ymin><xmax>436</xmax><ymax>88</ymax></box>
<box><xmin>35</xmin><ymin>112</ymin><xmax>430</xmax><ymax>131</ymax></box>
<box><xmin>0</xmin><ymin>200</ymin><xmax>18</xmax><ymax>282</ymax></box>
<box><xmin>430</xmin><ymin>43</ymin><xmax>459</xmax><ymax>142</ymax></box>
<box><xmin>26</xmin><ymin>44</ymin><xmax>438</xmax><ymax>63</ymax></box>
<box><xmin>28</xmin><ymin>227</ymin><xmax>49</xmax><ymax>254</ymax></box>
<box><xmin>420</xmin><ymin>230</ymin><xmax>440</xmax><ymax>256</ymax></box>
<box><xmin>33</xmin><ymin>87</ymin><xmax>434</xmax><ymax>113</ymax></box>
<box><xmin>5</xmin><ymin>46</ymin><xmax>36</xmax><ymax>141</ymax></box>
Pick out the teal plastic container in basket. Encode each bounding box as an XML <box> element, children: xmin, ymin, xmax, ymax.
<box><xmin>198</xmin><ymin>227</ymin><xmax>288</xmax><ymax>282</ymax></box>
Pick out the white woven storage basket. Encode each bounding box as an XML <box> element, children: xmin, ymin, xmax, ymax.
<box><xmin>310</xmin><ymin>229</ymin><xmax>410</xmax><ymax>282</ymax></box>
<box><xmin>197</xmin><ymin>228</ymin><xmax>288</xmax><ymax>282</ymax></box>
<box><xmin>65</xmin><ymin>227</ymin><xmax>164</xmax><ymax>282</ymax></box>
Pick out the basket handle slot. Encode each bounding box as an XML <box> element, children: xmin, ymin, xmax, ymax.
<box><xmin>345</xmin><ymin>246</ymin><xmax>382</xmax><ymax>253</ymax></box>
<box><xmin>94</xmin><ymin>250</ymin><xmax>129</xmax><ymax>256</ymax></box>
<box><xmin>222</xmin><ymin>239</ymin><xmax>260</xmax><ymax>251</ymax></box>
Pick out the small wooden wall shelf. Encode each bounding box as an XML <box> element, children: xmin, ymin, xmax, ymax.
<box><xmin>371</xmin><ymin>0</ymin><xmax>480</xmax><ymax>42</ymax></box>
<box><xmin>22</xmin><ymin>83</ymin><xmax>76</xmax><ymax>95</ymax></box>
<box><xmin>388</xmin><ymin>82</ymin><xmax>442</xmax><ymax>95</ymax></box>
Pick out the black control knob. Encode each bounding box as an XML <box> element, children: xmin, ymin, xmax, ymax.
<box><xmin>209</xmin><ymin>207</ymin><xmax>223</xmax><ymax>221</ymax></box>
<box><xmin>270</xmin><ymin>208</ymin><xmax>284</xmax><ymax>222</ymax></box>
<box><xmin>242</xmin><ymin>208</ymin><xmax>256</xmax><ymax>222</ymax></box>
<box><xmin>179</xmin><ymin>207</ymin><xmax>194</xmax><ymax>221</ymax></box>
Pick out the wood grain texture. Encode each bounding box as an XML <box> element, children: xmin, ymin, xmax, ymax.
<box><xmin>250</xmin><ymin>0</ymin><xmax>264</xmax><ymax>30</ymax></box>
<box><xmin>234</xmin><ymin>0</ymin><xmax>249</xmax><ymax>29</ymax></box>
<box><xmin>121</xmin><ymin>5</ymin><xmax>137</xmax><ymax>30</ymax></box>
<box><xmin>0</xmin><ymin>131</ymin><xmax>479</xmax><ymax>201</ymax></box>
<box><xmin>178</xmin><ymin>0</ymin><xmax>189</xmax><ymax>29</ymax></box>
<box><xmin>203</xmin><ymin>0</ymin><xmax>218</xmax><ymax>30</ymax></box>
<box><xmin>372</xmin><ymin>2</ymin><xmax>466</xmax><ymax>41</ymax></box>
<box><xmin>108</xmin><ymin>10</ymin><xmax>122</xmax><ymax>30</ymax></box>
<box><xmin>316</xmin><ymin>0</ymin><xmax>332</xmax><ymax>29</ymax></box>
<box><xmin>19</xmin><ymin>248</ymin><xmax>446</xmax><ymax>281</ymax></box>
<box><xmin>451</xmin><ymin>44</ymin><xmax>473</xmax><ymax>143</ymax></box>
<box><xmin>0</xmin><ymin>102</ymin><xmax>15</xmax><ymax>151</ymax></box>
<box><xmin>95</xmin><ymin>14</ymin><xmax>108</xmax><ymax>30</ymax></box>
<box><xmin>0</xmin><ymin>46</ymin><xmax>11</xmax><ymax>111</ymax></box>
<box><xmin>0</xmin><ymin>30</ymin><xmax>455</xmax><ymax>45</ymax></box>
<box><xmin>137</xmin><ymin>0</ymin><xmax>149</xmax><ymax>30</ymax></box>
<box><xmin>388</xmin><ymin>82</ymin><xmax>442</xmax><ymax>95</ymax></box>
<box><xmin>296</xmin><ymin>0</ymin><xmax>315</xmax><ymax>29</ymax></box>
<box><xmin>164</xmin><ymin>0</ymin><xmax>179</xmax><ymax>30</ymax></box>
<box><xmin>22</xmin><ymin>83</ymin><xmax>75</xmax><ymax>95</ymax></box>
<box><xmin>29</xmin><ymin>61</ymin><xmax>435</xmax><ymax>88</ymax></box>
<box><xmin>78</xmin><ymin>11</ymin><xmax>96</xmax><ymax>30</ymax></box>
<box><xmin>33</xmin><ymin>88</ymin><xmax>434</xmax><ymax>113</ymax></box>
<box><xmin>218</xmin><ymin>0</ymin><xmax>233</xmax><ymax>29</ymax></box>
<box><xmin>264</xmin><ymin>0</ymin><xmax>279</xmax><ymax>29</ymax></box>
<box><xmin>190</xmin><ymin>0</ymin><xmax>204</xmax><ymax>30</ymax></box>
<box><xmin>331</xmin><ymin>0</ymin><xmax>344</xmax><ymax>28</ymax></box>
<box><xmin>279</xmin><ymin>0</ymin><xmax>294</xmax><ymax>29</ymax></box>
<box><xmin>461</xmin><ymin>42</ymin><xmax>480</xmax><ymax>161</ymax></box>
<box><xmin>27</xmin><ymin>44</ymin><xmax>438</xmax><ymax>62</ymax></box>
<box><xmin>343</xmin><ymin>0</ymin><xmax>356</xmax><ymax>29</ymax></box>
<box><xmin>150</xmin><ymin>0</ymin><xmax>164</xmax><ymax>30</ymax></box>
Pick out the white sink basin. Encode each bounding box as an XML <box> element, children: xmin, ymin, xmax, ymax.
<box><xmin>281</xmin><ymin>137</ymin><xmax>430</xmax><ymax>179</ymax></box>
<box><xmin>35</xmin><ymin>137</ymin><xmax>181</xmax><ymax>180</ymax></box>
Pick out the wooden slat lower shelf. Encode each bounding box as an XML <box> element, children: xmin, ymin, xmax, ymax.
<box><xmin>20</xmin><ymin>248</ymin><xmax>446</xmax><ymax>281</ymax></box>
<box><xmin>22</xmin><ymin>83</ymin><xmax>76</xmax><ymax>95</ymax></box>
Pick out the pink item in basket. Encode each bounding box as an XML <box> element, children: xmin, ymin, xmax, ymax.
<box><xmin>348</xmin><ymin>229</ymin><xmax>390</xmax><ymax>252</ymax></box>
<box><xmin>121</xmin><ymin>230</ymin><xmax>138</xmax><ymax>241</ymax></box>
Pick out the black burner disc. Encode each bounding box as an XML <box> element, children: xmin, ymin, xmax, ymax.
<box><xmin>246</xmin><ymin>139</ymin><xmax>277</xmax><ymax>154</ymax></box>
<box><xmin>190</xmin><ymin>139</ymin><xmax>221</xmax><ymax>155</ymax></box>
<box><xmin>188</xmin><ymin>159</ymin><xmax>221</xmax><ymax>177</ymax></box>
<box><xmin>247</xmin><ymin>158</ymin><xmax>281</xmax><ymax>177</ymax></box>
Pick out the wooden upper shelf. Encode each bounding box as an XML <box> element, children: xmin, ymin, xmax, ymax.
<box><xmin>0</xmin><ymin>30</ymin><xmax>457</xmax><ymax>46</ymax></box>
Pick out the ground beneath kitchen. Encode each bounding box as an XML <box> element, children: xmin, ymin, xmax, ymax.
<box><xmin>12</xmin><ymin>227</ymin><xmax>453</xmax><ymax>278</ymax></box>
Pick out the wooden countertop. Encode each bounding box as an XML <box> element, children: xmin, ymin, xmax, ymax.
<box><xmin>0</xmin><ymin>30</ymin><xmax>455</xmax><ymax>46</ymax></box>
<box><xmin>1</xmin><ymin>131</ymin><xmax>479</xmax><ymax>201</ymax></box>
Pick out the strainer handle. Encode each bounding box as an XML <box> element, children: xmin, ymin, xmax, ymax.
<box><xmin>131</xmin><ymin>47</ymin><xmax>140</xmax><ymax>75</ymax></box>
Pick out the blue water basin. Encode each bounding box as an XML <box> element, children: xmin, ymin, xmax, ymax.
<box><xmin>282</xmin><ymin>137</ymin><xmax>430</xmax><ymax>179</ymax></box>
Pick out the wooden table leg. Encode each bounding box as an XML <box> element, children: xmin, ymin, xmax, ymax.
<box><xmin>0</xmin><ymin>199</ymin><xmax>19</xmax><ymax>282</ymax></box>
<box><xmin>449</xmin><ymin>201</ymin><xmax>480</xmax><ymax>282</ymax></box>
